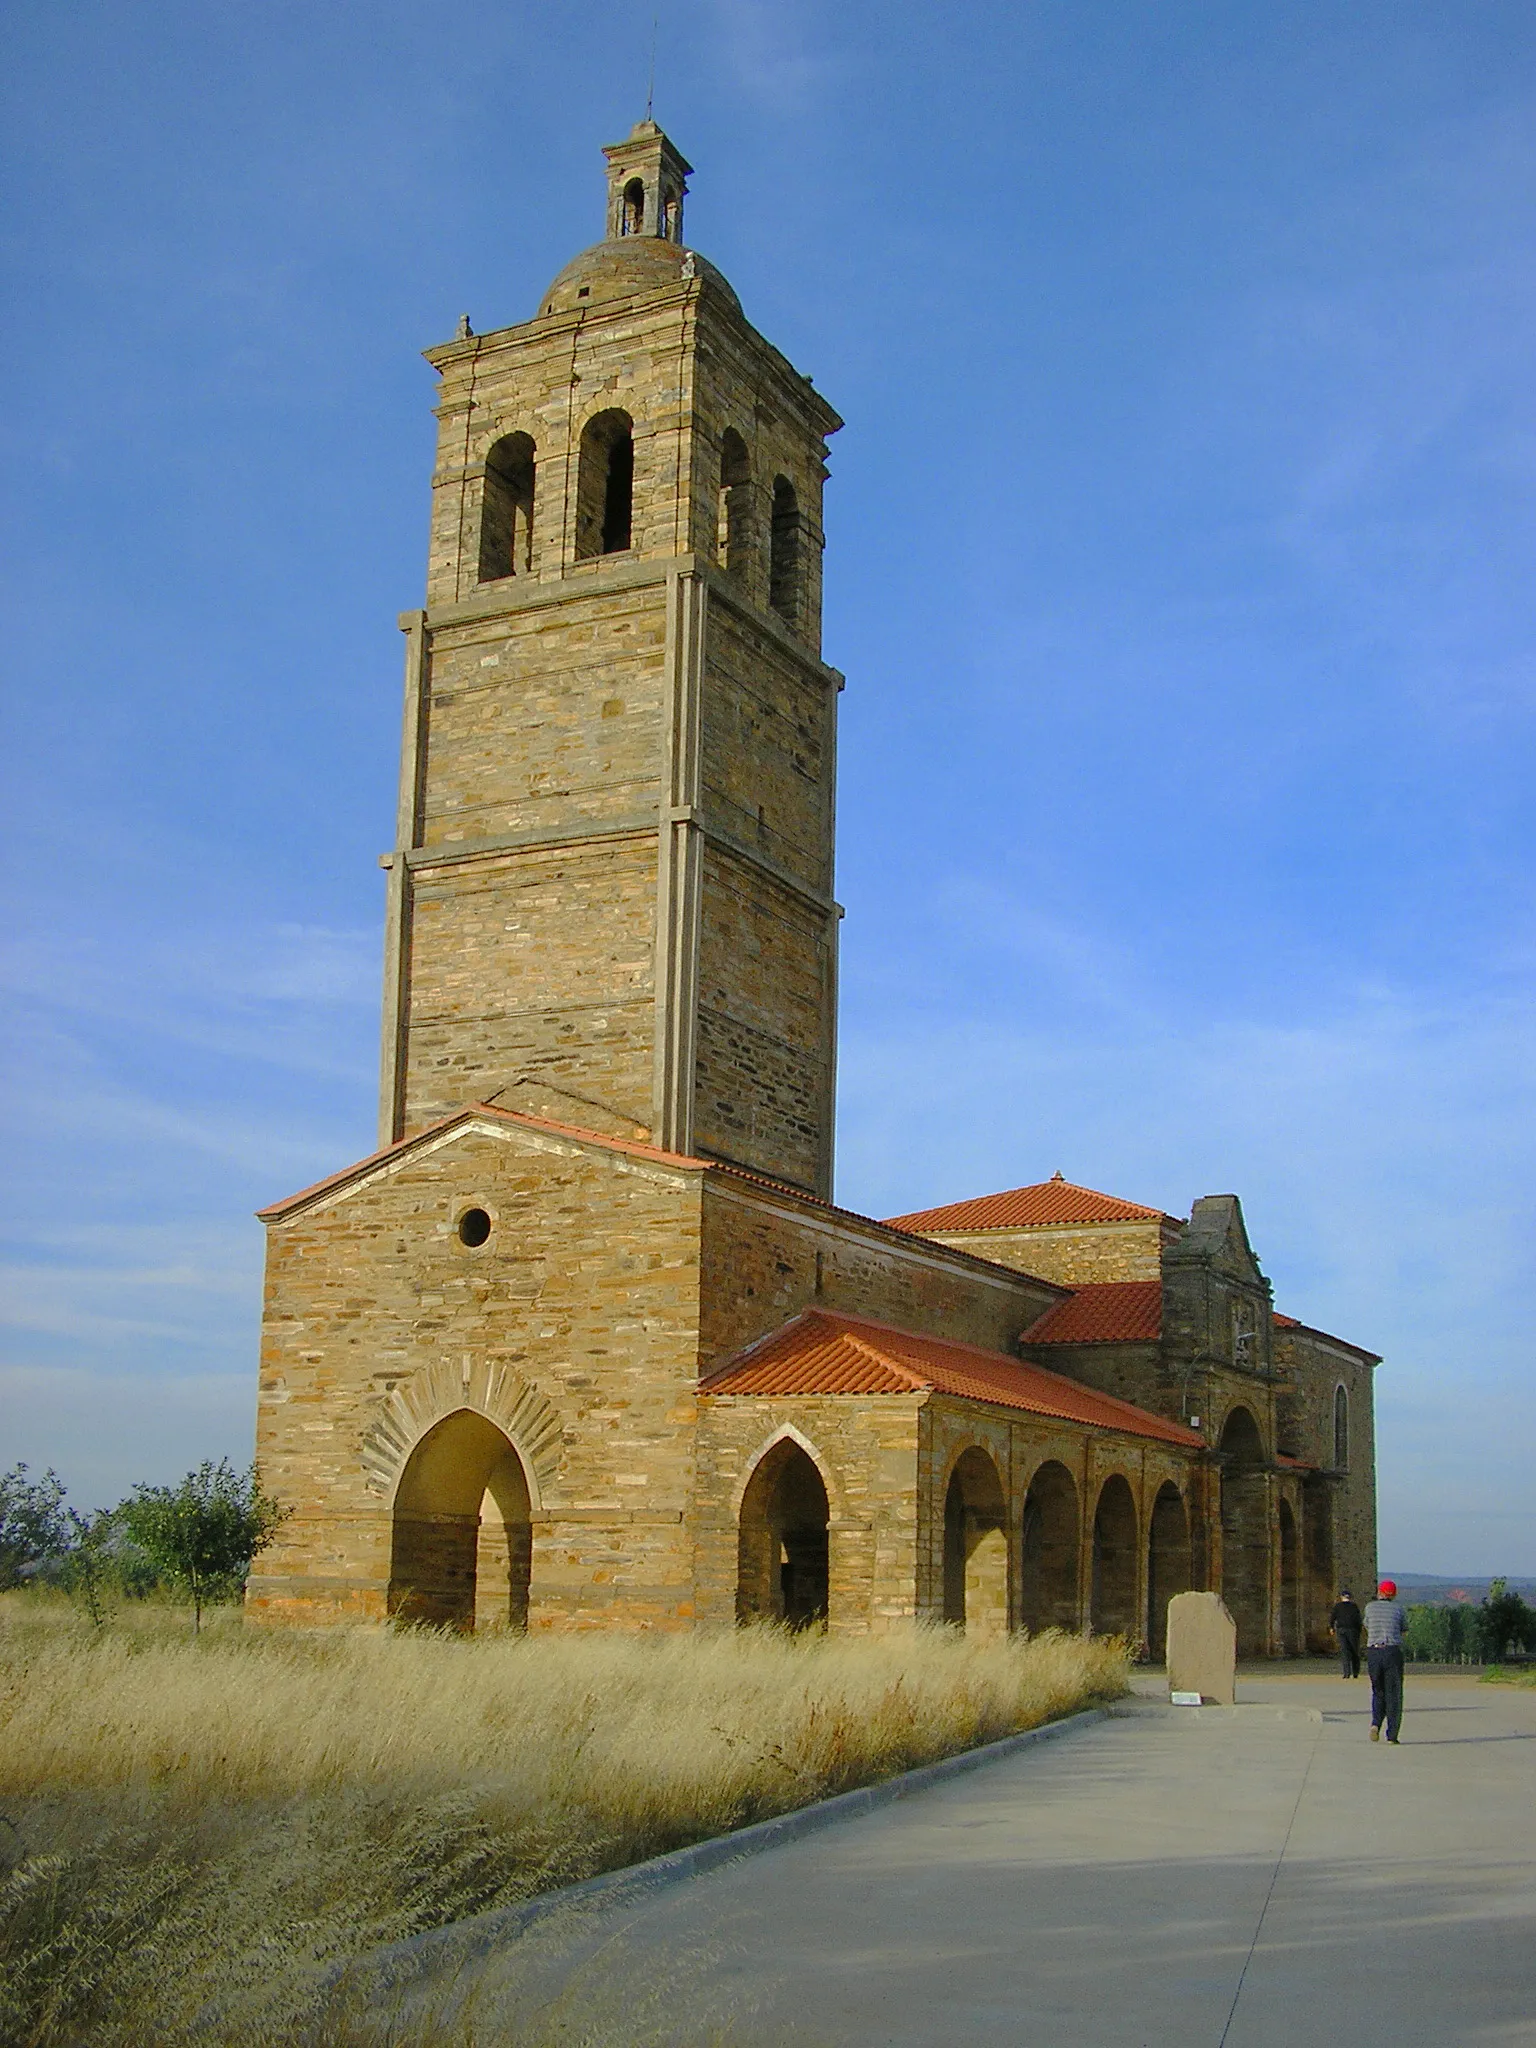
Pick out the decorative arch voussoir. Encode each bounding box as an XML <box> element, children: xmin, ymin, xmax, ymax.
<box><xmin>361</xmin><ymin>1359</ymin><xmax>564</xmax><ymax>1509</ymax></box>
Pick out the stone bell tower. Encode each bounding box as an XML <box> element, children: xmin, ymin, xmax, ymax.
<box><xmin>378</xmin><ymin>122</ymin><xmax>844</xmax><ymax>1198</ymax></box>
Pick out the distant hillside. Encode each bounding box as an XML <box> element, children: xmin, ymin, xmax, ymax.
<box><xmin>1386</xmin><ymin>1574</ymin><xmax>1536</xmax><ymax>1606</ymax></box>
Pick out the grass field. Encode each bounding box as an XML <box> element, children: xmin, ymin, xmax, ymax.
<box><xmin>0</xmin><ymin>1598</ymin><xmax>1126</xmax><ymax>2046</ymax></box>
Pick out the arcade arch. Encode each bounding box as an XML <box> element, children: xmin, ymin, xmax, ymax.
<box><xmin>1146</xmin><ymin>1482</ymin><xmax>1191</xmax><ymax>1657</ymax></box>
<box><xmin>942</xmin><ymin>1446</ymin><xmax>1007</xmax><ymax>1636</ymax></box>
<box><xmin>1091</xmin><ymin>1474</ymin><xmax>1138</xmax><ymax>1638</ymax></box>
<box><xmin>1019</xmin><ymin>1460</ymin><xmax>1079</xmax><ymax>1633</ymax></box>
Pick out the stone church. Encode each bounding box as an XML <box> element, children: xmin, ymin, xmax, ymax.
<box><xmin>249</xmin><ymin>124</ymin><xmax>1379</xmax><ymax>1657</ymax></box>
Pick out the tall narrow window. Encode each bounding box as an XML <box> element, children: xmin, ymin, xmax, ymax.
<box><xmin>622</xmin><ymin>178</ymin><xmax>645</xmax><ymax>235</ymax></box>
<box><xmin>477</xmin><ymin>433</ymin><xmax>535</xmax><ymax>583</ymax></box>
<box><xmin>576</xmin><ymin>410</ymin><xmax>635</xmax><ymax>560</ymax></box>
<box><xmin>1333</xmin><ymin>1385</ymin><xmax>1349</xmax><ymax>1469</ymax></box>
<box><xmin>718</xmin><ymin>428</ymin><xmax>751</xmax><ymax>576</ymax></box>
<box><xmin>769</xmin><ymin>474</ymin><xmax>800</xmax><ymax>625</ymax></box>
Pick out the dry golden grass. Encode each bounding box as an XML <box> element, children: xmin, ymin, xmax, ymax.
<box><xmin>0</xmin><ymin>1596</ymin><xmax>1125</xmax><ymax>2046</ymax></box>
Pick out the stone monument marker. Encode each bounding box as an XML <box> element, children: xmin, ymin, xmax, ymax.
<box><xmin>1166</xmin><ymin>1591</ymin><xmax>1237</xmax><ymax>1705</ymax></box>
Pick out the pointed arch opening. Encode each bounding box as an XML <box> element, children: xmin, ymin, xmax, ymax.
<box><xmin>1146</xmin><ymin>1482</ymin><xmax>1191</xmax><ymax>1658</ymax></box>
<box><xmin>1091</xmin><ymin>1474</ymin><xmax>1138</xmax><ymax>1638</ymax></box>
<box><xmin>1019</xmin><ymin>1460</ymin><xmax>1079</xmax><ymax>1633</ymax></box>
<box><xmin>576</xmin><ymin>409</ymin><xmax>634</xmax><ymax>560</ymax></box>
<box><xmin>769</xmin><ymin>474</ymin><xmax>801</xmax><ymax>626</ymax></box>
<box><xmin>478</xmin><ymin>432</ymin><xmax>535</xmax><ymax>583</ymax></box>
<box><xmin>718</xmin><ymin>428</ymin><xmax>752</xmax><ymax>578</ymax></box>
<box><xmin>942</xmin><ymin>1446</ymin><xmax>1007</xmax><ymax>1636</ymax></box>
<box><xmin>737</xmin><ymin>1438</ymin><xmax>830</xmax><ymax>1629</ymax></box>
<box><xmin>1220</xmin><ymin>1405</ymin><xmax>1270</xmax><ymax>1656</ymax></box>
<box><xmin>389</xmin><ymin>1409</ymin><xmax>531</xmax><ymax>1632</ymax></box>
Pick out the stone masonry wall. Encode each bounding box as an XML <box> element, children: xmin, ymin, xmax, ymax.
<box><xmin>697</xmin><ymin>1181</ymin><xmax>1063</xmax><ymax>1379</ymax></box>
<box><xmin>691</xmin><ymin>845</ymin><xmax>833</xmax><ymax>1193</ymax></box>
<box><xmin>250</xmin><ymin>1118</ymin><xmax>706</xmax><ymax>1630</ymax></box>
<box><xmin>402</xmin><ymin>835</ymin><xmax>659</xmax><ymax>1135</ymax></box>
<box><xmin>1273</xmin><ymin>1323</ymin><xmax>1379</xmax><ymax>1607</ymax></box>
<box><xmin>416</xmin><ymin>584</ymin><xmax>669</xmax><ymax>848</ymax></box>
<box><xmin>921</xmin><ymin>1219</ymin><xmax>1173</xmax><ymax>1286</ymax></box>
<box><xmin>693</xmin><ymin>1393</ymin><xmax>924</xmax><ymax>1631</ymax></box>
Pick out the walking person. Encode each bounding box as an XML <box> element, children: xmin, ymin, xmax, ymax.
<box><xmin>1363</xmin><ymin>1579</ymin><xmax>1408</xmax><ymax>1742</ymax></box>
<box><xmin>1330</xmin><ymin>1588</ymin><xmax>1364</xmax><ymax>1678</ymax></box>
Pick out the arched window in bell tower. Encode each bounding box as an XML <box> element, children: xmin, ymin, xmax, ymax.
<box><xmin>477</xmin><ymin>432</ymin><xmax>535</xmax><ymax>583</ymax></box>
<box><xmin>576</xmin><ymin>410</ymin><xmax>635</xmax><ymax>559</ymax></box>
<box><xmin>718</xmin><ymin>429</ymin><xmax>752</xmax><ymax>577</ymax></box>
<box><xmin>769</xmin><ymin>474</ymin><xmax>800</xmax><ymax>625</ymax></box>
<box><xmin>621</xmin><ymin>178</ymin><xmax>645</xmax><ymax>235</ymax></box>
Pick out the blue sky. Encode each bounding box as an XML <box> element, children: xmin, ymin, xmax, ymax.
<box><xmin>1</xmin><ymin>2</ymin><xmax>1532</xmax><ymax>1573</ymax></box>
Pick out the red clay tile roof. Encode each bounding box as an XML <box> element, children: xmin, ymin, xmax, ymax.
<box><xmin>699</xmin><ymin>1308</ymin><xmax>1201</xmax><ymax>1447</ymax></box>
<box><xmin>883</xmin><ymin>1176</ymin><xmax>1177</xmax><ymax>1234</ymax></box>
<box><xmin>1021</xmin><ymin>1280</ymin><xmax>1163</xmax><ymax>1346</ymax></box>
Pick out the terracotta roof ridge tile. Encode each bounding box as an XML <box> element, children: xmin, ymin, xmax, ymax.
<box><xmin>883</xmin><ymin>1177</ymin><xmax>1180</xmax><ymax>1234</ymax></box>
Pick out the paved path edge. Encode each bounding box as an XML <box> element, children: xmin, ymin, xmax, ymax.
<box><xmin>339</xmin><ymin>1704</ymin><xmax>1110</xmax><ymax>1997</ymax></box>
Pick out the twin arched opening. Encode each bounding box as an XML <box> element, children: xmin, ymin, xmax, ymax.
<box><xmin>769</xmin><ymin>475</ymin><xmax>800</xmax><ymax>625</ymax></box>
<box><xmin>576</xmin><ymin>409</ymin><xmax>635</xmax><ymax>559</ymax></box>
<box><xmin>389</xmin><ymin>1408</ymin><xmax>532</xmax><ymax>1632</ymax></box>
<box><xmin>737</xmin><ymin>1438</ymin><xmax>830</xmax><ymax>1628</ymax></box>
<box><xmin>478</xmin><ymin>432</ymin><xmax>536</xmax><ymax>583</ymax></box>
<box><xmin>719</xmin><ymin>428</ymin><xmax>752</xmax><ymax>578</ymax></box>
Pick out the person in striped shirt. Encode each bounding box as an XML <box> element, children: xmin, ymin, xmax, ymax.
<box><xmin>1363</xmin><ymin>1579</ymin><xmax>1408</xmax><ymax>1743</ymax></box>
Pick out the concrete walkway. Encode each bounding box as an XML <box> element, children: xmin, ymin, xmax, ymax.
<box><xmin>472</xmin><ymin>1673</ymin><xmax>1536</xmax><ymax>2046</ymax></box>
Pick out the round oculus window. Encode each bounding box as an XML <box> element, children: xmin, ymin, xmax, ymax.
<box><xmin>457</xmin><ymin>1207</ymin><xmax>492</xmax><ymax>1248</ymax></box>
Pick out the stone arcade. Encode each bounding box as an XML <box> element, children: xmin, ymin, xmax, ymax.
<box><xmin>249</xmin><ymin>125</ymin><xmax>1379</xmax><ymax>1657</ymax></box>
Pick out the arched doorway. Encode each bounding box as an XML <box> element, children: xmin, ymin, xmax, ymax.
<box><xmin>389</xmin><ymin>1409</ymin><xmax>532</xmax><ymax>1631</ymax></box>
<box><xmin>1278</xmin><ymin>1498</ymin><xmax>1302</xmax><ymax>1656</ymax></box>
<box><xmin>1091</xmin><ymin>1474</ymin><xmax>1138</xmax><ymax>1637</ymax></box>
<box><xmin>1019</xmin><ymin>1461</ymin><xmax>1080</xmax><ymax>1632</ymax></box>
<box><xmin>1146</xmin><ymin>1482</ymin><xmax>1191</xmax><ymax>1657</ymax></box>
<box><xmin>737</xmin><ymin>1439</ymin><xmax>830</xmax><ymax>1628</ymax></box>
<box><xmin>942</xmin><ymin>1447</ymin><xmax>1008</xmax><ymax>1636</ymax></box>
<box><xmin>1220</xmin><ymin>1407</ymin><xmax>1270</xmax><ymax>1656</ymax></box>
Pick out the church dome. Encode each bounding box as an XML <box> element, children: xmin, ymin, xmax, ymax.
<box><xmin>541</xmin><ymin>237</ymin><xmax>740</xmax><ymax>318</ymax></box>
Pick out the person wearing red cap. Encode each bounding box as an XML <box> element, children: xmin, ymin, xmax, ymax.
<box><xmin>1363</xmin><ymin>1579</ymin><xmax>1408</xmax><ymax>1742</ymax></box>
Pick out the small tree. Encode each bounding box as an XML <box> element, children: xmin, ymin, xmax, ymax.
<box><xmin>1478</xmin><ymin>1578</ymin><xmax>1536</xmax><ymax>1663</ymax></box>
<box><xmin>0</xmin><ymin>1463</ymin><xmax>69</xmax><ymax>1590</ymax></box>
<box><xmin>60</xmin><ymin>1507</ymin><xmax>124</xmax><ymax>1626</ymax></box>
<box><xmin>119</xmin><ymin>1460</ymin><xmax>288</xmax><ymax>1633</ymax></box>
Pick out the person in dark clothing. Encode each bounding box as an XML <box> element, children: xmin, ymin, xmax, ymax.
<box><xmin>1363</xmin><ymin>1579</ymin><xmax>1408</xmax><ymax>1742</ymax></box>
<box><xmin>1330</xmin><ymin>1589</ymin><xmax>1364</xmax><ymax>1677</ymax></box>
